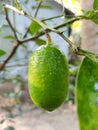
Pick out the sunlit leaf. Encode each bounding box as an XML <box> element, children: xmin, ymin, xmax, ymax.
<box><xmin>93</xmin><ymin>0</ymin><xmax>98</xmax><ymax>10</ymax></box>
<box><xmin>29</xmin><ymin>21</ymin><xmax>42</xmax><ymax>35</ymax></box>
<box><xmin>0</xmin><ymin>49</ymin><xmax>6</xmax><ymax>56</ymax></box>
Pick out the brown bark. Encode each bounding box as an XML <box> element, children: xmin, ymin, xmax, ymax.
<box><xmin>81</xmin><ymin>0</ymin><xmax>98</xmax><ymax>53</ymax></box>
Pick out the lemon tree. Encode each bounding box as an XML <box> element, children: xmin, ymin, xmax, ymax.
<box><xmin>1</xmin><ymin>0</ymin><xmax>98</xmax><ymax>129</ymax></box>
<box><xmin>28</xmin><ymin>44</ymin><xmax>69</xmax><ymax>111</ymax></box>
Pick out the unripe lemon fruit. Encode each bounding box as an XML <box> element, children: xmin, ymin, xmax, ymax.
<box><xmin>28</xmin><ymin>45</ymin><xmax>69</xmax><ymax>111</ymax></box>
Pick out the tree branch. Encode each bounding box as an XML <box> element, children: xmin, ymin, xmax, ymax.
<box><xmin>3</xmin><ymin>4</ymin><xmax>18</xmax><ymax>40</ymax></box>
<box><xmin>0</xmin><ymin>42</ymin><xmax>20</xmax><ymax>71</ymax></box>
<box><xmin>0</xmin><ymin>4</ymin><xmax>21</xmax><ymax>71</ymax></box>
<box><xmin>3</xmin><ymin>4</ymin><xmax>59</xmax><ymax>32</ymax></box>
<box><xmin>0</xmin><ymin>4</ymin><xmax>81</xmax><ymax>71</ymax></box>
<box><xmin>19</xmin><ymin>17</ymin><xmax>79</xmax><ymax>43</ymax></box>
<box><xmin>34</xmin><ymin>0</ymin><xmax>43</xmax><ymax>17</ymax></box>
<box><xmin>3</xmin><ymin>3</ymin><xmax>25</xmax><ymax>15</ymax></box>
<box><xmin>22</xmin><ymin>0</ymin><xmax>43</xmax><ymax>39</ymax></box>
<box><xmin>1</xmin><ymin>3</ymin><xmax>96</xmax><ymax>72</ymax></box>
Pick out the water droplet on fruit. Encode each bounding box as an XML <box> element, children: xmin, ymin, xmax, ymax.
<box><xmin>94</xmin><ymin>82</ymin><xmax>98</xmax><ymax>91</ymax></box>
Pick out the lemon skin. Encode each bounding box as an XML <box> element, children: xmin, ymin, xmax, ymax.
<box><xmin>28</xmin><ymin>45</ymin><xmax>69</xmax><ymax>111</ymax></box>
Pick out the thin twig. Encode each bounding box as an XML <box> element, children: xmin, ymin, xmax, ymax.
<box><xmin>42</xmin><ymin>15</ymin><xmax>63</xmax><ymax>21</ymax></box>
<box><xmin>0</xmin><ymin>4</ymin><xmax>79</xmax><ymax>71</ymax></box>
<box><xmin>34</xmin><ymin>0</ymin><xmax>43</xmax><ymax>17</ymax></box>
<box><xmin>0</xmin><ymin>4</ymin><xmax>21</xmax><ymax>71</ymax></box>
<box><xmin>11</xmin><ymin>0</ymin><xmax>16</xmax><ymax>27</ymax></box>
<box><xmin>0</xmin><ymin>42</ymin><xmax>20</xmax><ymax>71</ymax></box>
<box><xmin>20</xmin><ymin>31</ymin><xmax>45</xmax><ymax>43</ymax></box>
<box><xmin>22</xmin><ymin>1</ymin><xmax>75</xmax><ymax>38</ymax></box>
<box><xmin>3</xmin><ymin>4</ymin><xmax>18</xmax><ymax>40</ymax></box>
<box><xmin>1</xmin><ymin>3</ymin><xmax>96</xmax><ymax>72</ymax></box>
<box><xmin>22</xmin><ymin>0</ymin><xmax>43</xmax><ymax>38</ymax></box>
<box><xmin>3</xmin><ymin>3</ymin><xmax>25</xmax><ymax>15</ymax></box>
<box><xmin>4</xmin><ymin>4</ymin><xmax>59</xmax><ymax>32</ymax></box>
<box><xmin>19</xmin><ymin>17</ymin><xmax>79</xmax><ymax>43</ymax></box>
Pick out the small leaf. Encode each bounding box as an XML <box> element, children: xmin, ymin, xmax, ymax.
<box><xmin>29</xmin><ymin>21</ymin><xmax>42</xmax><ymax>35</ymax></box>
<box><xmin>34</xmin><ymin>38</ymin><xmax>46</xmax><ymax>45</ymax></box>
<box><xmin>25</xmin><ymin>0</ymin><xmax>29</xmax><ymax>4</ymax></box>
<box><xmin>93</xmin><ymin>0</ymin><xmax>98</xmax><ymax>10</ymax></box>
<box><xmin>82</xmin><ymin>10</ymin><xmax>98</xmax><ymax>24</ymax></box>
<box><xmin>0</xmin><ymin>49</ymin><xmax>6</xmax><ymax>56</ymax></box>
<box><xmin>15</xmin><ymin>0</ymin><xmax>22</xmax><ymax>10</ymax></box>
<box><xmin>40</xmin><ymin>5</ymin><xmax>52</xmax><ymax>9</ymax></box>
<box><xmin>4</xmin><ymin>35</ymin><xmax>14</xmax><ymax>39</ymax></box>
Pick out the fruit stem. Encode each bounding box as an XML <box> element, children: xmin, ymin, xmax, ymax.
<box><xmin>45</xmin><ymin>29</ymin><xmax>52</xmax><ymax>45</ymax></box>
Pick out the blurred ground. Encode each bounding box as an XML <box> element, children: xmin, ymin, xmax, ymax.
<box><xmin>0</xmin><ymin>82</ymin><xmax>78</xmax><ymax>130</ymax></box>
<box><xmin>0</xmin><ymin>102</ymin><xmax>78</xmax><ymax>130</ymax></box>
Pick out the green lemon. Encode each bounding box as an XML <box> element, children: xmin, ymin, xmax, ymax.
<box><xmin>76</xmin><ymin>57</ymin><xmax>98</xmax><ymax>130</ymax></box>
<box><xmin>28</xmin><ymin>44</ymin><xmax>69</xmax><ymax>111</ymax></box>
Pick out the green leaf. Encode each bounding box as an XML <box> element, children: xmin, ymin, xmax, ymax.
<box><xmin>3</xmin><ymin>35</ymin><xmax>14</xmax><ymax>39</ymax></box>
<box><xmin>82</xmin><ymin>10</ymin><xmax>98</xmax><ymax>24</ymax></box>
<box><xmin>40</xmin><ymin>5</ymin><xmax>52</xmax><ymax>9</ymax></box>
<box><xmin>76</xmin><ymin>57</ymin><xmax>98</xmax><ymax>129</ymax></box>
<box><xmin>91</xmin><ymin>11</ymin><xmax>98</xmax><ymax>24</ymax></box>
<box><xmin>35</xmin><ymin>0</ymin><xmax>41</xmax><ymax>1</ymax></box>
<box><xmin>93</xmin><ymin>0</ymin><xmax>98</xmax><ymax>10</ymax></box>
<box><xmin>25</xmin><ymin>0</ymin><xmax>29</xmax><ymax>4</ymax></box>
<box><xmin>87</xmin><ymin>10</ymin><xmax>98</xmax><ymax>24</ymax></box>
<box><xmin>0</xmin><ymin>50</ymin><xmax>6</xmax><ymax>56</ymax></box>
<box><xmin>15</xmin><ymin>0</ymin><xmax>22</xmax><ymax>10</ymax></box>
<box><xmin>34</xmin><ymin>38</ymin><xmax>46</xmax><ymax>45</ymax></box>
<box><xmin>29</xmin><ymin>21</ymin><xmax>42</xmax><ymax>35</ymax></box>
